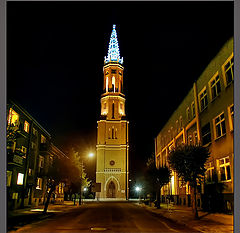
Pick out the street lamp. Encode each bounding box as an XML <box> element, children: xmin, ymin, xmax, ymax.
<box><xmin>135</xmin><ymin>186</ymin><xmax>142</xmax><ymax>203</ymax></box>
<box><xmin>79</xmin><ymin>152</ymin><xmax>95</xmax><ymax>205</ymax></box>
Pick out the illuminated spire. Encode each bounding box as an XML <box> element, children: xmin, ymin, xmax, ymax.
<box><xmin>104</xmin><ymin>24</ymin><xmax>123</xmax><ymax>64</ymax></box>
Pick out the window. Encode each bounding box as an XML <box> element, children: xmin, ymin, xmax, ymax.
<box><xmin>112</xmin><ymin>127</ymin><xmax>114</xmax><ymax>139</ymax></box>
<box><xmin>219</xmin><ymin>157</ymin><xmax>231</xmax><ymax>181</ymax></box>
<box><xmin>112</xmin><ymin>76</ymin><xmax>115</xmax><ymax>92</ymax></box>
<box><xmin>201</xmin><ymin>123</ymin><xmax>211</xmax><ymax>145</ymax></box>
<box><xmin>31</xmin><ymin>142</ymin><xmax>36</xmax><ymax>149</ymax></box>
<box><xmin>199</xmin><ymin>87</ymin><xmax>208</xmax><ymax>111</ymax></box>
<box><xmin>206</xmin><ymin>162</ymin><xmax>215</xmax><ymax>183</ymax></box>
<box><xmin>32</xmin><ymin>127</ymin><xmax>37</xmax><ymax>136</ymax></box>
<box><xmin>223</xmin><ymin>54</ymin><xmax>234</xmax><ymax>86</ymax></box>
<box><xmin>186</xmin><ymin>107</ymin><xmax>190</xmax><ymax>122</ymax></box>
<box><xmin>24</xmin><ymin>121</ymin><xmax>30</xmax><ymax>133</ymax></box>
<box><xmin>36</xmin><ymin>178</ymin><xmax>43</xmax><ymax>189</ymax></box>
<box><xmin>39</xmin><ymin>155</ymin><xmax>44</xmax><ymax>168</ymax></box>
<box><xmin>21</xmin><ymin>146</ymin><xmax>27</xmax><ymax>154</ymax></box>
<box><xmin>8</xmin><ymin>108</ymin><xmax>19</xmax><ymax>126</ymax></box>
<box><xmin>41</xmin><ymin>135</ymin><xmax>46</xmax><ymax>143</ymax></box>
<box><xmin>106</xmin><ymin>77</ymin><xmax>109</xmax><ymax>92</ymax></box>
<box><xmin>214</xmin><ymin>112</ymin><xmax>226</xmax><ymax>139</ymax></box>
<box><xmin>188</xmin><ymin>135</ymin><xmax>193</xmax><ymax>145</ymax></box>
<box><xmin>115</xmin><ymin>128</ymin><xmax>118</xmax><ymax>139</ymax></box>
<box><xmin>17</xmin><ymin>173</ymin><xmax>24</xmax><ymax>185</ymax></box>
<box><xmin>193</xmin><ymin>131</ymin><xmax>198</xmax><ymax>145</ymax></box>
<box><xmin>28</xmin><ymin>168</ymin><xmax>33</xmax><ymax>176</ymax></box>
<box><xmin>7</xmin><ymin>170</ymin><xmax>12</xmax><ymax>187</ymax></box>
<box><xmin>111</xmin><ymin>69</ymin><xmax>116</xmax><ymax>74</ymax></box>
<box><xmin>209</xmin><ymin>73</ymin><xmax>221</xmax><ymax>100</ymax></box>
<box><xmin>191</xmin><ymin>102</ymin><xmax>195</xmax><ymax>118</ymax></box>
<box><xmin>112</xmin><ymin>103</ymin><xmax>115</xmax><ymax>119</ymax></box>
<box><xmin>228</xmin><ymin>104</ymin><xmax>234</xmax><ymax>131</ymax></box>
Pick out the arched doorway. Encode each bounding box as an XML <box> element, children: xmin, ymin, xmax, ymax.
<box><xmin>107</xmin><ymin>181</ymin><xmax>116</xmax><ymax>198</ymax></box>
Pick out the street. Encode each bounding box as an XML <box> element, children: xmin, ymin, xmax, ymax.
<box><xmin>9</xmin><ymin>202</ymin><xmax>199</xmax><ymax>233</ymax></box>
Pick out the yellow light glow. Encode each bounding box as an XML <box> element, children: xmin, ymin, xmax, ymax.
<box><xmin>24</xmin><ymin>121</ymin><xmax>30</xmax><ymax>133</ymax></box>
<box><xmin>8</xmin><ymin>108</ymin><xmax>19</xmax><ymax>126</ymax></box>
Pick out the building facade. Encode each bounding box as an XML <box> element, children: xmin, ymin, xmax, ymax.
<box><xmin>96</xmin><ymin>25</ymin><xmax>129</xmax><ymax>199</ymax></box>
<box><xmin>7</xmin><ymin>100</ymin><xmax>66</xmax><ymax>209</ymax></box>
<box><xmin>155</xmin><ymin>38</ymin><xmax>233</xmax><ymax>213</ymax></box>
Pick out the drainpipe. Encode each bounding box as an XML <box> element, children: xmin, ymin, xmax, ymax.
<box><xmin>193</xmin><ymin>82</ymin><xmax>202</xmax><ymax>144</ymax></box>
<box><xmin>20</xmin><ymin>120</ymin><xmax>33</xmax><ymax>208</ymax></box>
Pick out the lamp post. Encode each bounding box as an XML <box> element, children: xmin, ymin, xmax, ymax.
<box><xmin>79</xmin><ymin>152</ymin><xmax>94</xmax><ymax>205</ymax></box>
<box><xmin>135</xmin><ymin>186</ymin><xmax>142</xmax><ymax>203</ymax></box>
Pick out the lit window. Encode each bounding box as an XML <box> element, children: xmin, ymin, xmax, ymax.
<box><xmin>219</xmin><ymin>157</ymin><xmax>231</xmax><ymax>181</ymax></box>
<box><xmin>17</xmin><ymin>173</ymin><xmax>24</xmax><ymax>185</ymax></box>
<box><xmin>41</xmin><ymin>135</ymin><xmax>46</xmax><ymax>143</ymax></box>
<box><xmin>206</xmin><ymin>162</ymin><xmax>215</xmax><ymax>183</ymax></box>
<box><xmin>223</xmin><ymin>54</ymin><xmax>234</xmax><ymax>86</ymax></box>
<box><xmin>209</xmin><ymin>73</ymin><xmax>221</xmax><ymax>100</ymax></box>
<box><xmin>24</xmin><ymin>121</ymin><xmax>30</xmax><ymax>133</ymax></box>
<box><xmin>214</xmin><ymin>112</ymin><xmax>226</xmax><ymax>139</ymax></box>
<box><xmin>106</xmin><ymin>77</ymin><xmax>109</xmax><ymax>92</ymax></box>
<box><xmin>201</xmin><ymin>123</ymin><xmax>211</xmax><ymax>145</ymax></box>
<box><xmin>191</xmin><ymin>101</ymin><xmax>195</xmax><ymax>118</ymax></box>
<box><xmin>39</xmin><ymin>155</ymin><xmax>44</xmax><ymax>168</ymax></box>
<box><xmin>36</xmin><ymin>178</ymin><xmax>43</xmax><ymax>189</ymax></box>
<box><xmin>228</xmin><ymin>104</ymin><xmax>234</xmax><ymax>131</ymax></box>
<box><xmin>199</xmin><ymin>87</ymin><xmax>208</xmax><ymax>111</ymax></box>
<box><xmin>8</xmin><ymin>108</ymin><xmax>19</xmax><ymax>126</ymax></box>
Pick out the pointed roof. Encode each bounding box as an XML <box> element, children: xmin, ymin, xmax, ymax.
<box><xmin>104</xmin><ymin>25</ymin><xmax>123</xmax><ymax>65</ymax></box>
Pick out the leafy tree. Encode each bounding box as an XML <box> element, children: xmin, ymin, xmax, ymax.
<box><xmin>43</xmin><ymin>156</ymin><xmax>71</xmax><ymax>213</ymax></box>
<box><xmin>168</xmin><ymin>144</ymin><xmax>210</xmax><ymax>219</ymax></box>
<box><xmin>146</xmin><ymin>155</ymin><xmax>171</xmax><ymax>209</ymax></box>
<box><xmin>67</xmin><ymin>148</ymin><xmax>91</xmax><ymax>205</ymax></box>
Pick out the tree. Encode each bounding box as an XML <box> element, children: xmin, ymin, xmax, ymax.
<box><xmin>146</xmin><ymin>155</ymin><xmax>171</xmax><ymax>209</ymax></box>
<box><xmin>67</xmin><ymin>148</ymin><xmax>91</xmax><ymax>205</ymax></box>
<box><xmin>43</xmin><ymin>156</ymin><xmax>70</xmax><ymax>213</ymax></box>
<box><xmin>168</xmin><ymin>144</ymin><xmax>210</xmax><ymax>219</ymax></box>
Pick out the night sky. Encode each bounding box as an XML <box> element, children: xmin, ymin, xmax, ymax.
<box><xmin>7</xmin><ymin>1</ymin><xmax>233</xmax><ymax>183</ymax></box>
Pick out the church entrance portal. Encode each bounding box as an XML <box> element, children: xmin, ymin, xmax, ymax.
<box><xmin>107</xmin><ymin>181</ymin><xmax>116</xmax><ymax>198</ymax></box>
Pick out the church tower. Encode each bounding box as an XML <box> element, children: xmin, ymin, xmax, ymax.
<box><xmin>96</xmin><ymin>25</ymin><xmax>129</xmax><ymax>199</ymax></box>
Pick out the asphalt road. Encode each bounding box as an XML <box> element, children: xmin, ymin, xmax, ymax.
<box><xmin>9</xmin><ymin>202</ymin><xmax>200</xmax><ymax>233</ymax></box>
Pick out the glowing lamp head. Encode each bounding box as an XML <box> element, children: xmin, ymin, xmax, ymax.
<box><xmin>135</xmin><ymin>186</ymin><xmax>142</xmax><ymax>192</ymax></box>
<box><xmin>88</xmin><ymin>152</ymin><xmax>94</xmax><ymax>158</ymax></box>
<box><xmin>83</xmin><ymin>187</ymin><xmax>87</xmax><ymax>192</ymax></box>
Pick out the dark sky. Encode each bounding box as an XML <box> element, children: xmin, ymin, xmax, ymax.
<box><xmin>7</xmin><ymin>1</ymin><xmax>233</xmax><ymax>182</ymax></box>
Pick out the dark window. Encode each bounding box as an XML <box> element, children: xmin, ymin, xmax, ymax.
<box><xmin>224</xmin><ymin>57</ymin><xmax>234</xmax><ymax>85</ymax></box>
<box><xmin>112</xmin><ymin>103</ymin><xmax>115</xmax><ymax>119</ymax></box>
<box><xmin>111</xmin><ymin>69</ymin><xmax>116</xmax><ymax>74</ymax></box>
<box><xmin>201</xmin><ymin>123</ymin><xmax>211</xmax><ymax>145</ymax></box>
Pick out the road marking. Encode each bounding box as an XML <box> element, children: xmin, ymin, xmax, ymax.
<box><xmin>91</xmin><ymin>227</ymin><xmax>107</xmax><ymax>231</ymax></box>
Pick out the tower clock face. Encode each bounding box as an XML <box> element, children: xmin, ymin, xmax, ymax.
<box><xmin>110</xmin><ymin>160</ymin><xmax>115</xmax><ymax>166</ymax></box>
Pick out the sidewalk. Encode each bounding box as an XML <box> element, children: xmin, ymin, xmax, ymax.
<box><xmin>138</xmin><ymin>202</ymin><xmax>233</xmax><ymax>233</ymax></box>
<box><xmin>7</xmin><ymin>201</ymin><xmax>79</xmax><ymax>231</ymax></box>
